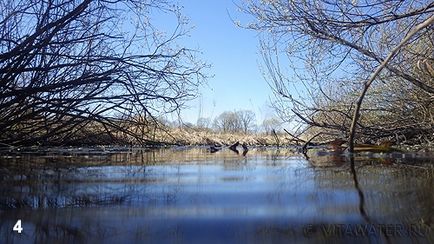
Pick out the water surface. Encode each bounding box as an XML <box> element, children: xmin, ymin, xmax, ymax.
<box><xmin>0</xmin><ymin>147</ymin><xmax>433</xmax><ymax>243</ymax></box>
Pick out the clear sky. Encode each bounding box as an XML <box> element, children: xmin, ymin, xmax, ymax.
<box><xmin>167</xmin><ymin>0</ymin><xmax>276</xmax><ymax>125</ymax></box>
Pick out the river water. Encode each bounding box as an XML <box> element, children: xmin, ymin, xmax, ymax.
<box><xmin>0</xmin><ymin>147</ymin><xmax>433</xmax><ymax>243</ymax></box>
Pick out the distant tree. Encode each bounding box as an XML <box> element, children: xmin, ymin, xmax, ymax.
<box><xmin>213</xmin><ymin>110</ymin><xmax>257</xmax><ymax>133</ymax></box>
<box><xmin>196</xmin><ymin>117</ymin><xmax>211</xmax><ymax>130</ymax></box>
<box><xmin>0</xmin><ymin>0</ymin><xmax>207</xmax><ymax>145</ymax></box>
<box><xmin>236</xmin><ymin>110</ymin><xmax>256</xmax><ymax>133</ymax></box>
<box><xmin>213</xmin><ymin>111</ymin><xmax>241</xmax><ymax>133</ymax></box>
<box><xmin>262</xmin><ymin>117</ymin><xmax>281</xmax><ymax>135</ymax></box>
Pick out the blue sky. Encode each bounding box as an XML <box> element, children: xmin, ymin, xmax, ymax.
<box><xmin>166</xmin><ymin>0</ymin><xmax>276</xmax><ymax>124</ymax></box>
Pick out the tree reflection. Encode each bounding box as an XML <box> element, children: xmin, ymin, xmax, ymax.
<box><xmin>0</xmin><ymin>148</ymin><xmax>433</xmax><ymax>243</ymax></box>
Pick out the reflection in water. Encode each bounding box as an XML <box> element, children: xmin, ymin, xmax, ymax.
<box><xmin>0</xmin><ymin>147</ymin><xmax>433</xmax><ymax>243</ymax></box>
<box><xmin>349</xmin><ymin>157</ymin><xmax>370</xmax><ymax>223</ymax></box>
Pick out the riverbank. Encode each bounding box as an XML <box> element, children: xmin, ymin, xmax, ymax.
<box><xmin>1</xmin><ymin>125</ymin><xmax>432</xmax><ymax>152</ymax></box>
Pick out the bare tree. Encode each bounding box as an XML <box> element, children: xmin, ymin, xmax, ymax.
<box><xmin>213</xmin><ymin>111</ymin><xmax>241</xmax><ymax>133</ymax></box>
<box><xmin>213</xmin><ymin>110</ymin><xmax>257</xmax><ymax>133</ymax></box>
<box><xmin>196</xmin><ymin>117</ymin><xmax>211</xmax><ymax>130</ymax></box>
<box><xmin>348</xmin><ymin>16</ymin><xmax>434</xmax><ymax>151</ymax></box>
<box><xmin>0</xmin><ymin>0</ymin><xmax>207</xmax><ymax>146</ymax></box>
<box><xmin>241</xmin><ymin>0</ymin><xmax>434</xmax><ymax>149</ymax></box>
<box><xmin>262</xmin><ymin>117</ymin><xmax>280</xmax><ymax>135</ymax></box>
<box><xmin>236</xmin><ymin>110</ymin><xmax>256</xmax><ymax>133</ymax></box>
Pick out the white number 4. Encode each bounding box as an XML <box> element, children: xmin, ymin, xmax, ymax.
<box><xmin>13</xmin><ymin>219</ymin><xmax>23</xmax><ymax>234</ymax></box>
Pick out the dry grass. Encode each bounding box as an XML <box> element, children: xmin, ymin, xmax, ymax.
<box><xmin>154</xmin><ymin>127</ymin><xmax>292</xmax><ymax>146</ymax></box>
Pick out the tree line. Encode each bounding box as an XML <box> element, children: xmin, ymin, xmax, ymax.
<box><xmin>169</xmin><ymin>110</ymin><xmax>281</xmax><ymax>135</ymax></box>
